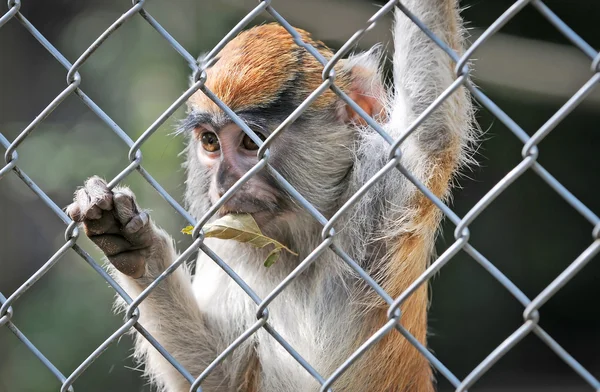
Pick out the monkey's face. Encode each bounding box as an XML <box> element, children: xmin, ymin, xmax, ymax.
<box><xmin>192</xmin><ymin>121</ymin><xmax>282</xmax><ymax>224</ymax></box>
<box><xmin>183</xmin><ymin>110</ymin><xmax>355</xmax><ymax>230</ymax></box>
<box><xmin>182</xmin><ymin>23</ymin><xmax>382</xmax><ymax>232</ymax></box>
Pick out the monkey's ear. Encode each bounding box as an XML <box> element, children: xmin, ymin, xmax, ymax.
<box><xmin>337</xmin><ymin>47</ymin><xmax>386</xmax><ymax>125</ymax></box>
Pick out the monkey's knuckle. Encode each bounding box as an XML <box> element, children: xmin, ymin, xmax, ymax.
<box><xmin>85</xmin><ymin>175</ymin><xmax>107</xmax><ymax>187</ymax></box>
<box><xmin>74</xmin><ymin>187</ymin><xmax>88</xmax><ymax>202</ymax></box>
<box><xmin>113</xmin><ymin>185</ymin><xmax>136</xmax><ymax>200</ymax></box>
<box><xmin>92</xmin><ymin>192</ymin><xmax>113</xmax><ymax>211</ymax></box>
<box><xmin>84</xmin><ymin>205</ymin><xmax>102</xmax><ymax>220</ymax></box>
<box><xmin>112</xmin><ymin>193</ymin><xmax>133</xmax><ymax>211</ymax></box>
<box><xmin>115</xmin><ymin>192</ymin><xmax>138</xmax><ymax>210</ymax></box>
<box><xmin>113</xmin><ymin>192</ymin><xmax>130</xmax><ymax>202</ymax></box>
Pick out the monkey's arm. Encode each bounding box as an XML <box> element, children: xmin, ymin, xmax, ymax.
<box><xmin>390</xmin><ymin>0</ymin><xmax>473</xmax><ymax>173</ymax></box>
<box><xmin>352</xmin><ymin>0</ymin><xmax>472</xmax><ymax>249</ymax></box>
<box><xmin>345</xmin><ymin>1</ymin><xmax>472</xmax><ymax>391</ymax></box>
<box><xmin>66</xmin><ymin>177</ymin><xmax>227</xmax><ymax>392</ymax></box>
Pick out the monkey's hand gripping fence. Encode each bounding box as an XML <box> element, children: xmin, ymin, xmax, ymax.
<box><xmin>1</xmin><ymin>0</ymin><xmax>599</xmax><ymax>391</ymax></box>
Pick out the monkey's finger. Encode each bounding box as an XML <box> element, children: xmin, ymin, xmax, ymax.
<box><xmin>75</xmin><ymin>188</ymin><xmax>102</xmax><ymax>220</ymax></box>
<box><xmin>85</xmin><ymin>176</ymin><xmax>113</xmax><ymax>211</ymax></box>
<box><xmin>65</xmin><ymin>202</ymin><xmax>82</xmax><ymax>222</ymax></box>
<box><xmin>89</xmin><ymin>234</ymin><xmax>132</xmax><ymax>257</ymax></box>
<box><xmin>124</xmin><ymin>211</ymin><xmax>149</xmax><ymax>235</ymax></box>
<box><xmin>108</xmin><ymin>251</ymin><xmax>146</xmax><ymax>278</ymax></box>
<box><xmin>123</xmin><ymin>212</ymin><xmax>154</xmax><ymax>248</ymax></box>
<box><xmin>112</xmin><ymin>188</ymin><xmax>139</xmax><ymax>226</ymax></box>
<box><xmin>83</xmin><ymin>212</ymin><xmax>122</xmax><ymax>236</ymax></box>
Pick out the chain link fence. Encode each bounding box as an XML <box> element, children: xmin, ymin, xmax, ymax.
<box><xmin>1</xmin><ymin>0</ymin><xmax>599</xmax><ymax>391</ymax></box>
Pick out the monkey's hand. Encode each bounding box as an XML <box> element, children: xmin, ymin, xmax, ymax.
<box><xmin>66</xmin><ymin>176</ymin><xmax>159</xmax><ymax>279</ymax></box>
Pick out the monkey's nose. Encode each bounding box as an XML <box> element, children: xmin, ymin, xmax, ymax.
<box><xmin>216</xmin><ymin>165</ymin><xmax>241</xmax><ymax>198</ymax></box>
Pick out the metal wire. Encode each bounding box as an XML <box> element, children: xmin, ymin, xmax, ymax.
<box><xmin>1</xmin><ymin>0</ymin><xmax>599</xmax><ymax>391</ymax></box>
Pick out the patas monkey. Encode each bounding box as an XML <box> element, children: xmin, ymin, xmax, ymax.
<box><xmin>67</xmin><ymin>1</ymin><xmax>474</xmax><ymax>391</ymax></box>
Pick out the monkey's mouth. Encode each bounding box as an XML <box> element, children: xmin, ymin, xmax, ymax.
<box><xmin>217</xmin><ymin>206</ymin><xmax>264</xmax><ymax>216</ymax></box>
<box><xmin>216</xmin><ymin>200</ymin><xmax>272</xmax><ymax>219</ymax></box>
<box><xmin>212</xmin><ymin>193</ymin><xmax>280</xmax><ymax>224</ymax></box>
<box><xmin>215</xmin><ymin>206</ymin><xmax>274</xmax><ymax>228</ymax></box>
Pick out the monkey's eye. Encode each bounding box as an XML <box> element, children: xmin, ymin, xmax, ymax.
<box><xmin>242</xmin><ymin>133</ymin><xmax>266</xmax><ymax>151</ymax></box>
<box><xmin>201</xmin><ymin>132</ymin><xmax>220</xmax><ymax>152</ymax></box>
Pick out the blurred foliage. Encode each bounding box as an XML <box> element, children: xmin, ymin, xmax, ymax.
<box><xmin>0</xmin><ymin>1</ymin><xmax>248</xmax><ymax>391</ymax></box>
<box><xmin>0</xmin><ymin>1</ymin><xmax>599</xmax><ymax>392</ymax></box>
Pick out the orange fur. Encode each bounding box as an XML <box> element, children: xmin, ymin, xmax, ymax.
<box><xmin>239</xmin><ymin>350</ymin><xmax>261</xmax><ymax>392</ymax></box>
<box><xmin>364</xmin><ymin>155</ymin><xmax>458</xmax><ymax>392</ymax></box>
<box><xmin>188</xmin><ymin>24</ymin><xmax>351</xmax><ymax>116</ymax></box>
<box><xmin>336</xmin><ymin>152</ymin><xmax>459</xmax><ymax>392</ymax></box>
<box><xmin>339</xmin><ymin>1</ymin><xmax>466</xmax><ymax>386</ymax></box>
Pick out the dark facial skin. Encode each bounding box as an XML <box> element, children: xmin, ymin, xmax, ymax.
<box><xmin>193</xmin><ymin>122</ymin><xmax>284</xmax><ymax>225</ymax></box>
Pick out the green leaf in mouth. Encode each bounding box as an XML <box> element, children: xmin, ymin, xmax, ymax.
<box><xmin>182</xmin><ymin>213</ymin><xmax>297</xmax><ymax>267</ymax></box>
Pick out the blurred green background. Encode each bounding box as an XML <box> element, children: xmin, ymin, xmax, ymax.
<box><xmin>0</xmin><ymin>1</ymin><xmax>599</xmax><ymax>391</ymax></box>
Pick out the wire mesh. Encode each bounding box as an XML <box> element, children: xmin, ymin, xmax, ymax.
<box><xmin>1</xmin><ymin>0</ymin><xmax>599</xmax><ymax>391</ymax></box>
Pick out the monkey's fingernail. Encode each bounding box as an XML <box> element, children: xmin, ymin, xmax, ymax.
<box><xmin>125</xmin><ymin>212</ymin><xmax>149</xmax><ymax>234</ymax></box>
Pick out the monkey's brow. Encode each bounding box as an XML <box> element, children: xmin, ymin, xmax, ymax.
<box><xmin>182</xmin><ymin>112</ymin><xmax>218</xmax><ymax>129</ymax></box>
<box><xmin>179</xmin><ymin>111</ymin><xmax>270</xmax><ymax>135</ymax></box>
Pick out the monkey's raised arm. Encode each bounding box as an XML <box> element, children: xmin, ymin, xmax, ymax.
<box><xmin>390</xmin><ymin>0</ymin><xmax>473</xmax><ymax>166</ymax></box>
<box><xmin>353</xmin><ymin>0</ymin><xmax>472</xmax><ymax>212</ymax></box>
<box><xmin>349</xmin><ymin>0</ymin><xmax>473</xmax><ymax>266</ymax></box>
<box><xmin>342</xmin><ymin>1</ymin><xmax>473</xmax><ymax>390</ymax></box>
